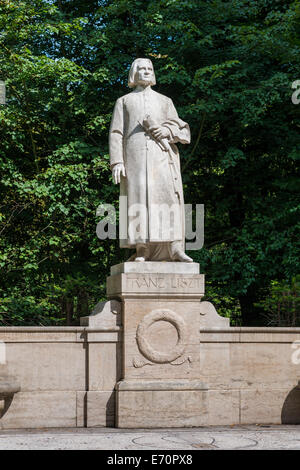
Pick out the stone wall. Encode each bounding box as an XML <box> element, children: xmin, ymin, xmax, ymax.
<box><xmin>0</xmin><ymin>327</ymin><xmax>121</xmax><ymax>429</ymax></box>
<box><xmin>200</xmin><ymin>327</ymin><xmax>300</xmax><ymax>425</ymax></box>
<box><xmin>0</xmin><ymin>325</ymin><xmax>299</xmax><ymax>428</ymax></box>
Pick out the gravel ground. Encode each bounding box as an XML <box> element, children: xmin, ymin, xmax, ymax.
<box><xmin>0</xmin><ymin>425</ymin><xmax>299</xmax><ymax>450</ymax></box>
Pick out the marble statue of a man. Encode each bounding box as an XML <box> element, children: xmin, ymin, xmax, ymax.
<box><xmin>109</xmin><ymin>58</ymin><xmax>192</xmax><ymax>262</ymax></box>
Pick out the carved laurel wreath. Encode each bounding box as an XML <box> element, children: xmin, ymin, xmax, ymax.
<box><xmin>133</xmin><ymin>308</ymin><xmax>190</xmax><ymax>367</ymax></box>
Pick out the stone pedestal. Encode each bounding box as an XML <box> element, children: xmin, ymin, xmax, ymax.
<box><xmin>116</xmin><ymin>379</ymin><xmax>209</xmax><ymax>428</ymax></box>
<box><xmin>107</xmin><ymin>262</ymin><xmax>214</xmax><ymax>428</ymax></box>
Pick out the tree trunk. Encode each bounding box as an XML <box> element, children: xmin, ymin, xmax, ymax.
<box><xmin>66</xmin><ymin>298</ymin><xmax>74</xmax><ymax>326</ymax></box>
<box><xmin>239</xmin><ymin>285</ymin><xmax>263</xmax><ymax>326</ymax></box>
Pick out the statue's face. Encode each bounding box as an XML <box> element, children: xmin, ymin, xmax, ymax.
<box><xmin>136</xmin><ymin>60</ymin><xmax>155</xmax><ymax>86</ymax></box>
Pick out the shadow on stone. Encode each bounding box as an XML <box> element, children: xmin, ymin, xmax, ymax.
<box><xmin>0</xmin><ymin>375</ymin><xmax>21</xmax><ymax>420</ymax></box>
<box><xmin>106</xmin><ymin>391</ymin><xmax>115</xmax><ymax>427</ymax></box>
<box><xmin>281</xmin><ymin>383</ymin><xmax>300</xmax><ymax>424</ymax></box>
<box><xmin>0</xmin><ymin>396</ymin><xmax>13</xmax><ymax>419</ymax></box>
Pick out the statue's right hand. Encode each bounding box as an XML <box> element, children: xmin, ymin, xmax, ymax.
<box><xmin>112</xmin><ymin>163</ymin><xmax>126</xmax><ymax>184</ymax></box>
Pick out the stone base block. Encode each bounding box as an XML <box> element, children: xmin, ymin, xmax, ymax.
<box><xmin>77</xmin><ymin>391</ymin><xmax>115</xmax><ymax>428</ymax></box>
<box><xmin>116</xmin><ymin>380</ymin><xmax>208</xmax><ymax>428</ymax></box>
<box><xmin>110</xmin><ymin>262</ymin><xmax>200</xmax><ymax>276</ymax></box>
<box><xmin>87</xmin><ymin>391</ymin><xmax>115</xmax><ymax>427</ymax></box>
<box><xmin>208</xmin><ymin>390</ymin><xmax>240</xmax><ymax>425</ymax></box>
<box><xmin>0</xmin><ymin>391</ymin><xmax>77</xmax><ymax>429</ymax></box>
<box><xmin>241</xmin><ymin>388</ymin><xmax>300</xmax><ymax>425</ymax></box>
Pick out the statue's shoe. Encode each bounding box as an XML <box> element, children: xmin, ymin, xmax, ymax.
<box><xmin>135</xmin><ymin>256</ymin><xmax>146</xmax><ymax>262</ymax></box>
<box><xmin>172</xmin><ymin>250</ymin><xmax>193</xmax><ymax>263</ymax></box>
<box><xmin>135</xmin><ymin>244</ymin><xmax>149</xmax><ymax>262</ymax></box>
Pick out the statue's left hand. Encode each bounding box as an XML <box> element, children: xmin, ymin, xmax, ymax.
<box><xmin>150</xmin><ymin>126</ymin><xmax>170</xmax><ymax>141</ymax></box>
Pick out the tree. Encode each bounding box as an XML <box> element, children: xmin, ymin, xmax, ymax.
<box><xmin>0</xmin><ymin>0</ymin><xmax>299</xmax><ymax>325</ymax></box>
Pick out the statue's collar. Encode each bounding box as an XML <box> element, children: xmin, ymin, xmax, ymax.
<box><xmin>133</xmin><ymin>85</ymin><xmax>153</xmax><ymax>94</ymax></box>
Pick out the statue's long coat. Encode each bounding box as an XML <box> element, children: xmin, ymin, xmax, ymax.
<box><xmin>109</xmin><ymin>86</ymin><xmax>190</xmax><ymax>248</ymax></box>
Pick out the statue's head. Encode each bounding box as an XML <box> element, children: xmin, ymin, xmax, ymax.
<box><xmin>128</xmin><ymin>58</ymin><xmax>156</xmax><ymax>88</ymax></box>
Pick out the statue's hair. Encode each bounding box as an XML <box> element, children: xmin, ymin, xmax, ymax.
<box><xmin>128</xmin><ymin>58</ymin><xmax>156</xmax><ymax>88</ymax></box>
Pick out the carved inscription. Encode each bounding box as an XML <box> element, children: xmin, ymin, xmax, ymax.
<box><xmin>128</xmin><ymin>277</ymin><xmax>166</xmax><ymax>289</ymax></box>
<box><xmin>127</xmin><ymin>275</ymin><xmax>203</xmax><ymax>290</ymax></box>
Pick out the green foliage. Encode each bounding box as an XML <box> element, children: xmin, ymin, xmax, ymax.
<box><xmin>255</xmin><ymin>276</ymin><xmax>300</xmax><ymax>326</ymax></box>
<box><xmin>203</xmin><ymin>282</ymin><xmax>242</xmax><ymax>326</ymax></box>
<box><xmin>0</xmin><ymin>0</ymin><xmax>299</xmax><ymax>325</ymax></box>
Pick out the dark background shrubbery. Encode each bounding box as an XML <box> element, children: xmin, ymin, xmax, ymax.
<box><xmin>0</xmin><ymin>0</ymin><xmax>299</xmax><ymax>326</ymax></box>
